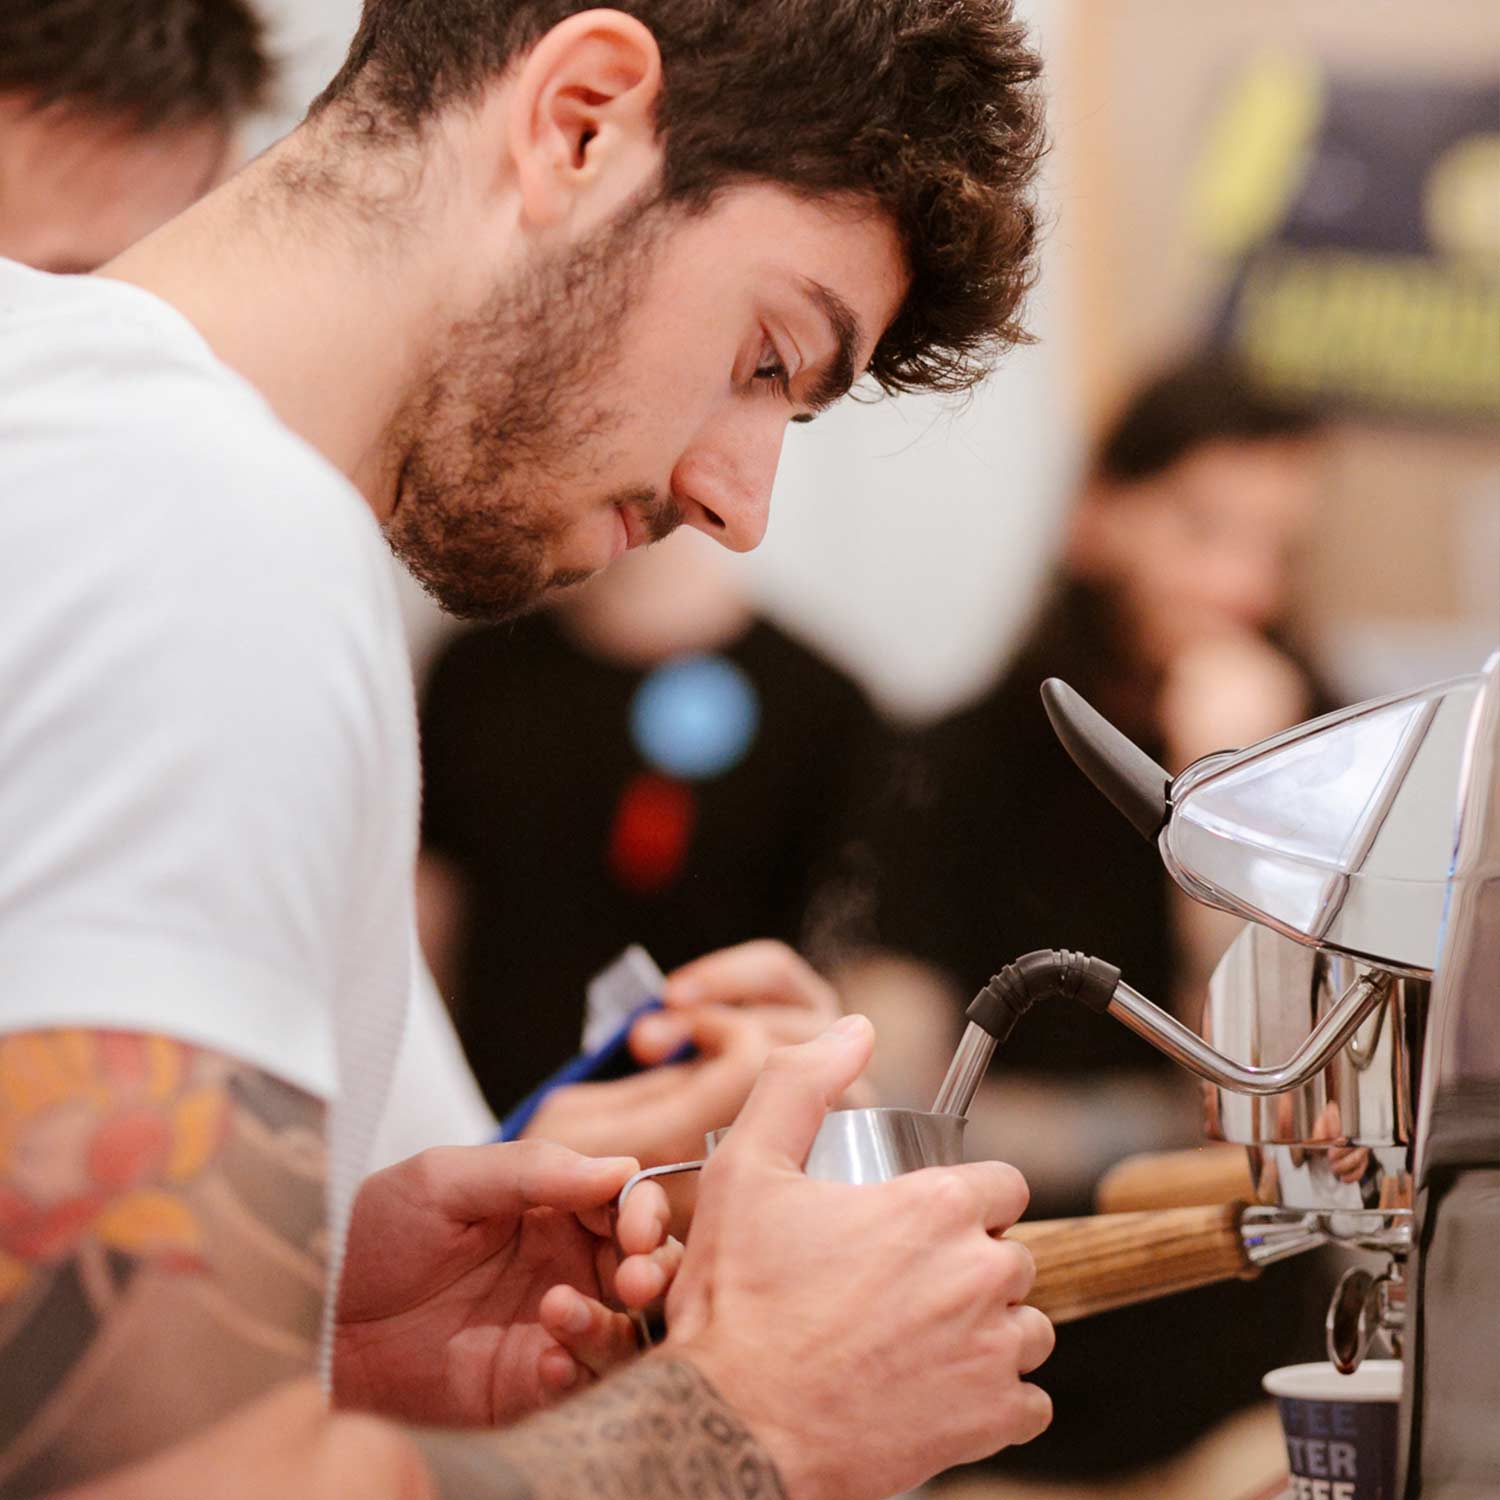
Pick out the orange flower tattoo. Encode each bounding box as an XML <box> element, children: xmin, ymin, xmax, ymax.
<box><xmin>0</xmin><ymin>1031</ymin><xmax>231</xmax><ymax>1302</ymax></box>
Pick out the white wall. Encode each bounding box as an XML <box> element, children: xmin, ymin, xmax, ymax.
<box><xmin>249</xmin><ymin>0</ymin><xmax>1075</xmax><ymax>723</ymax></box>
<box><xmin>245</xmin><ymin>0</ymin><xmax>362</xmax><ymax>155</ymax></box>
<box><xmin>729</xmin><ymin>246</ymin><xmax>1073</xmax><ymax>721</ymax></box>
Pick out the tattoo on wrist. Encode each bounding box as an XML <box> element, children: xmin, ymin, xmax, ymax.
<box><xmin>412</xmin><ymin>1359</ymin><xmax>787</xmax><ymax>1500</ymax></box>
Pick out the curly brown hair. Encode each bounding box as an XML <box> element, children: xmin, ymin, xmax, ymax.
<box><xmin>0</xmin><ymin>0</ymin><xmax>272</xmax><ymax>131</ymax></box>
<box><xmin>311</xmin><ymin>0</ymin><xmax>1047</xmax><ymax>395</ymax></box>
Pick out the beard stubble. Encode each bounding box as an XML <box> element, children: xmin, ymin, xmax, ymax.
<box><xmin>384</xmin><ymin>198</ymin><xmax>681</xmax><ymax>621</ymax></box>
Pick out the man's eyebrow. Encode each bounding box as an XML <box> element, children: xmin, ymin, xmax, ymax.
<box><xmin>795</xmin><ymin>278</ymin><xmax>863</xmax><ymax>419</ymax></box>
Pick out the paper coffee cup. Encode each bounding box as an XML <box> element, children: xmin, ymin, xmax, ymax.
<box><xmin>1263</xmin><ymin>1360</ymin><xmax>1401</xmax><ymax>1500</ymax></box>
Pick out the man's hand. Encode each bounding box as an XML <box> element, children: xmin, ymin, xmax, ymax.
<box><xmin>642</xmin><ymin>939</ymin><xmax>844</xmax><ymax>1058</ymax></box>
<box><xmin>618</xmin><ymin>1017</ymin><xmax>1055</xmax><ymax>1500</ymax></box>
<box><xmin>522</xmin><ymin>940</ymin><xmax>856</xmax><ymax>1167</ymax></box>
<box><xmin>334</xmin><ymin>1141</ymin><xmax>676</xmax><ymax>1427</ymax></box>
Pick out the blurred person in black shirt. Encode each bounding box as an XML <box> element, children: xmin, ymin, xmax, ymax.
<box><xmin>419</xmin><ymin>527</ymin><xmax>877</xmax><ymax>1157</ymax></box>
<box><xmin>851</xmin><ymin>355</ymin><xmax>1337</xmax><ymax>1483</ymax></box>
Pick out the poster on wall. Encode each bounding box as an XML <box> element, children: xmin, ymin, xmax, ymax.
<box><xmin>1194</xmin><ymin>59</ymin><xmax>1499</xmax><ymax>424</ymax></box>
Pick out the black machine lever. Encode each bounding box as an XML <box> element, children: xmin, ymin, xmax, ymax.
<box><xmin>1040</xmin><ymin>678</ymin><xmax>1171</xmax><ymax>841</ymax></box>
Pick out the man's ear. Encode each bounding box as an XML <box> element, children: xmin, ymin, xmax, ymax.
<box><xmin>506</xmin><ymin>9</ymin><xmax>665</xmax><ymax>230</ymax></box>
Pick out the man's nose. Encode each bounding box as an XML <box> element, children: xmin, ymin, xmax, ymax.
<box><xmin>673</xmin><ymin>417</ymin><xmax>787</xmax><ymax>553</ymax></box>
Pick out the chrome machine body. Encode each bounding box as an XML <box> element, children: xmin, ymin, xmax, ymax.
<box><xmin>1043</xmin><ymin>656</ymin><xmax>1498</xmax><ymax>1498</ymax></box>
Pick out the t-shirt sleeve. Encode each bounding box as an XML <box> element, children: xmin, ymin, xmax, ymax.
<box><xmin>0</xmin><ymin>413</ymin><xmax>403</xmax><ymax>1100</ymax></box>
<box><xmin>366</xmin><ymin>959</ymin><xmax>497</xmax><ymax>1169</ymax></box>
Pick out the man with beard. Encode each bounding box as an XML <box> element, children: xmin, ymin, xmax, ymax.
<box><xmin>0</xmin><ymin>3</ymin><xmax>1051</xmax><ymax>1498</ymax></box>
<box><xmin>0</xmin><ymin>0</ymin><xmax>820</xmax><ymax>1180</ymax></box>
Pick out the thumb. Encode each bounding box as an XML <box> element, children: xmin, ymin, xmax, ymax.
<box><xmin>713</xmin><ymin>1014</ymin><xmax>873</xmax><ymax>1173</ymax></box>
<box><xmin>629</xmin><ymin>1006</ymin><xmax>696</xmax><ymax>1064</ymax></box>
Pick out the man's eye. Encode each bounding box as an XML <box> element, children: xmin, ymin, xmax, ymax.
<box><xmin>752</xmin><ymin>339</ymin><xmax>792</xmax><ymax>400</ymax></box>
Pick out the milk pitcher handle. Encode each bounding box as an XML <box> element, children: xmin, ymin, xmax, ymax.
<box><xmin>615</xmin><ymin>1160</ymin><xmax>704</xmax><ymax>1349</ymax></box>
<box><xmin>617</xmin><ymin>1158</ymin><xmax>706</xmax><ymax>1215</ymax></box>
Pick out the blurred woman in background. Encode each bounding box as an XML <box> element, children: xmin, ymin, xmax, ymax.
<box><xmin>849</xmin><ymin>354</ymin><xmax>1337</xmax><ymax>1489</ymax></box>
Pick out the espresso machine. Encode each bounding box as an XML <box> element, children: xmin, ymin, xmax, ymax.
<box><xmin>940</xmin><ymin>654</ymin><xmax>1497</xmax><ymax>1496</ymax></box>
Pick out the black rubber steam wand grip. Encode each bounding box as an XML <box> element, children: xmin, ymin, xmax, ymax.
<box><xmin>932</xmin><ymin>949</ymin><xmax>1122</xmax><ymax>1117</ymax></box>
<box><xmin>968</xmin><ymin>947</ymin><xmax>1122</xmax><ymax>1042</ymax></box>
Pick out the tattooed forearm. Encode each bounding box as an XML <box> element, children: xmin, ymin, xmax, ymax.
<box><xmin>411</xmin><ymin>1358</ymin><xmax>787</xmax><ymax>1500</ymax></box>
<box><xmin>0</xmin><ymin>1029</ymin><xmax>327</xmax><ymax>1499</ymax></box>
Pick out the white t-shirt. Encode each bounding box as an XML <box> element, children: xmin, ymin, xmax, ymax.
<box><xmin>0</xmin><ymin>259</ymin><xmax>418</xmax><ymax>1313</ymax></box>
<box><xmin>371</xmin><ymin>956</ymin><xmax>498</xmax><ymax>1170</ymax></box>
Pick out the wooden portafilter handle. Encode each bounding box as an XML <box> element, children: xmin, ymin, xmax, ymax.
<box><xmin>1007</xmin><ymin>1202</ymin><xmax>1256</xmax><ymax>1325</ymax></box>
<box><xmin>1094</xmin><ymin>1145</ymin><xmax>1256</xmax><ymax>1214</ymax></box>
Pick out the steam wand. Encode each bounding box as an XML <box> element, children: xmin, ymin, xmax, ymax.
<box><xmin>931</xmin><ymin>947</ymin><xmax>1392</xmax><ymax>1117</ymax></box>
<box><xmin>931</xmin><ymin>950</ymin><xmax>1121</xmax><ymax>1115</ymax></box>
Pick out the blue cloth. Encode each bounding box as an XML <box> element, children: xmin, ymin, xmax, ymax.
<box><xmin>495</xmin><ymin>999</ymin><xmax>695</xmax><ymax>1140</ymax></box>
